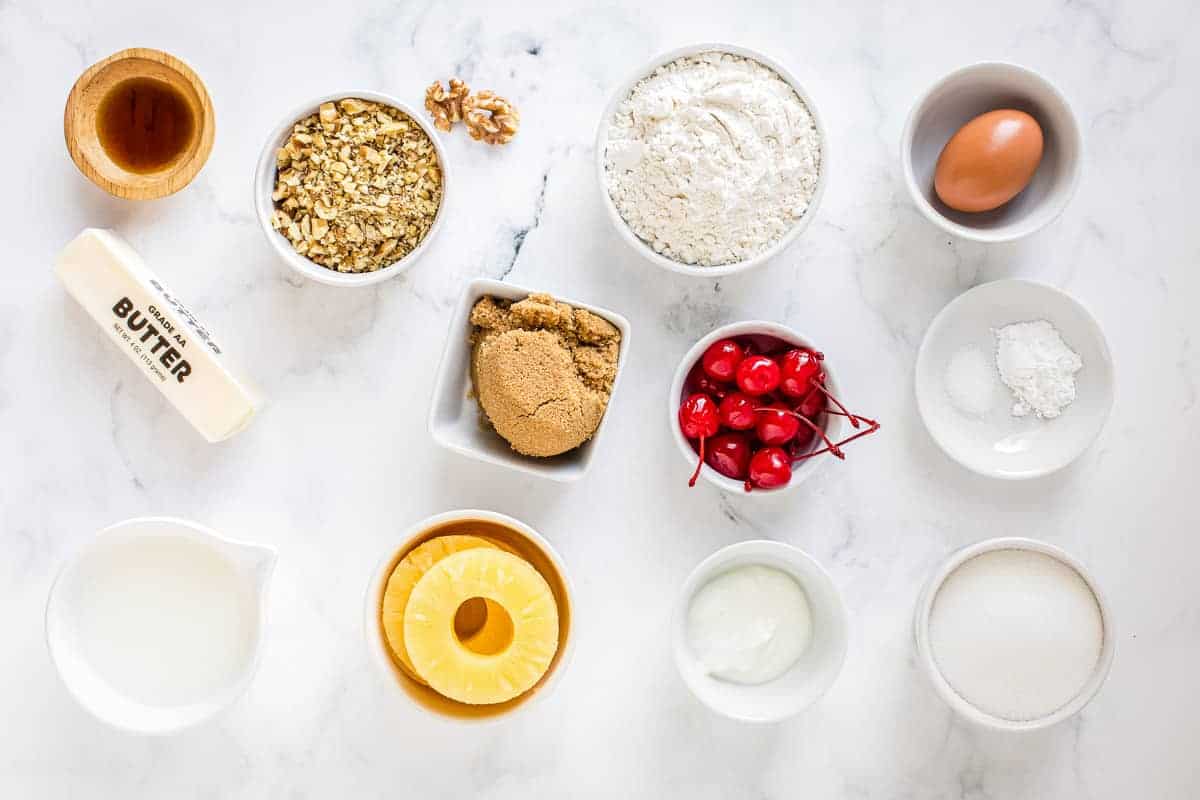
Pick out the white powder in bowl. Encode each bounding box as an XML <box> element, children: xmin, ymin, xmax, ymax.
<box><xmin>929</xmin><ymin>549</ymin><xmax>1104</xmax><ymax>722</ymax></box>
<box><xmin>943</xmin><ymin>344</ymin><xmax>997</xmax><ymax>417</ymax></box>
<box><xmin>603</xmin><ymin>51</ymin><xmax>821</xmax><ymax>266</ymax></box>
<box><xmin>994</xmin><ymin>320</ymin><xmax>1083</xmax><ymax>419</ymax></box>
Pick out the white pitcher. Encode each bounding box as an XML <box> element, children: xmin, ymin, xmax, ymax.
<box><xmin>45</xmin><ymin>517</ymin><xmax>276</xmax><ymax>734</ymax></box>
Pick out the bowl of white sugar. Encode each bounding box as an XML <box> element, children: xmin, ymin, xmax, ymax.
<box><xmin>596</xmin><ymin>44</ymin><xmax>827</xmax><ymax>277</ymax></box>
<box><xmin>914</xmin><ymin>537</ymin><xmax>1114</xmax><ymax>732</ymax></box>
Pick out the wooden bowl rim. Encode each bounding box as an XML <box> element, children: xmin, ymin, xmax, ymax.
<box><xmin>64</xmin><ymin>47</ymin><xmax>215</xmax><ymax>200</ymax></box>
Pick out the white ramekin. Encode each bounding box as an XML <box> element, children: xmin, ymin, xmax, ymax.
<box><xmin>672</xmin><ymin>540</ymin><xmax>849</xmax><ymax>723</ymax></box>
<box><xmin>595</xmin><ymin>42</ymin><xmax>828</xmax><ymax>278</ymax></box>
<box><xmin>668</xmin><ymin>321</ymin><xmax>846</xmax><ymax>494</ymax></box>
<box><xmin>900</xmin><ymin>62</ymin><xmax>1082</xmax><ymax>243</ymax></box>
<box><xmin>914</xmin><ymin>537</ymin><xmax>1115</xmax><ymax>732</ymax></box>
<box><xmin>363</xmin><ymin>509</ymin><xmax>576</xmax><ymax>725</ymax></box>
<box><xmin>253</xmin><ymin>90</ymin><xmax>449</xmax><ymax>287</ymax></box>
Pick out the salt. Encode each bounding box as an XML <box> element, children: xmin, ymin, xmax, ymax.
<box><xmin>929</xmin><ymin>549</ymin><xmax>1104</xmax><ymax>721</ymax></box>
<box><xmin>943</xmin><ymin>344</ymin><xmax>996</xmax><ymax>417</ymax></box>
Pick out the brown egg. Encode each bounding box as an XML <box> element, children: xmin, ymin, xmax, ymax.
<box><xmin>934</xmin><ymin>109</ymin><xmax>1044</xmax><ymax>213</ymax></box>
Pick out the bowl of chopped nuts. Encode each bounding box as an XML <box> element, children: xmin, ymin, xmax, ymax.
<box><xmin>254</xmin><ymin>91</ymin><xmax>448</xmax><ymax>287</ymax></box>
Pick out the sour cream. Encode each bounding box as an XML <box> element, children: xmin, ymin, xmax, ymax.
<box><xmin>685</xmin><ymin>565</ymin><xmax>813</xmax><ymax>685</ymax></box>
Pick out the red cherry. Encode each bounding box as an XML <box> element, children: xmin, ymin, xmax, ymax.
<box><xmin>679</xmin><ymin>393</ymin><xmax>719</xmax><ymax>439</ymax></box>
<box><xmin>705</xmin><ymin>433</ymin><xmax>753</xmax><ymax>480</ymax></box>
<box><xmin>747</xmin><ymin>446</ymin><xmax>792</xmax><ymax>490</ymax></box>
<box><xmin>679</xmin><ymin>393</ymin><xmax>720</xmax><ymax>487</ymax></box>
<box><xmin>797</xmin><ymin>385</ymin><xmax>825</xmax><ymax>418</ymax></box>
<box><xmin>701</xmin><ymin>339</ymin><xmax>744</xmax><ymax>382</ymax></box>
<box><xmin>718</xmin><ymin>392</ymin><xmax>757</xmax><ymax>430</ymax></box>
<box><xmin>735</xmin><ymin>355</ymin><xmax>780</xmax><ymax>396</ymax></box>
<box><xmin>778</xmin><ymin>349</ymin><xmax>823</xmax><ymax>398</ymax></box>
<box><xmin>686</xmin><ymin>363</ymin><xmax>729</xmax><ymax>399</ymax></box>
<box><xmin>755</xmin><ymin>403</ymin><xmax>801</xmax><ymax>446</ymax></box>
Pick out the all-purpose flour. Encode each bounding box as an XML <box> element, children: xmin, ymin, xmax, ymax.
<box><xmin>604</xmin><ymin>52</ymin><xmax>822</xmax><ymax>266</ymax></box>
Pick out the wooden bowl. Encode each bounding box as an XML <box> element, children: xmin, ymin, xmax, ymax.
<box><xmin>64</xmin><ymin>48</ymin><xmax>215</xmax><ymax>200</ymax></box>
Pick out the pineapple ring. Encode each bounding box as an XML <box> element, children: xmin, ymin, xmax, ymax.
<box><xmin>404</xmin><ymin>548</ymin><xmax>559</xmax><ymax>705</ymax></box>
<box><xmin>381</xmin><ymin>534</ymin><xmax>500</xmax><ymax>685</ymax></box>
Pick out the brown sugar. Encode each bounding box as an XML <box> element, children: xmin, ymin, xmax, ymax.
<box><xmin>470</xmin><ymin>294</ymin><xmax>621</xmax><ymax>457</ymax></box>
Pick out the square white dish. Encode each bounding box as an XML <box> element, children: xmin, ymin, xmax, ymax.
<box><xmin>428</xmin><ymin>279</ymin><xmax>632</xmax><ymax>482</ymax></box>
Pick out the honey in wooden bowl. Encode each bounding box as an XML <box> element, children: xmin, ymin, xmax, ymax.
<box><xmin>370</xmin><ymin>515</ymin><xmax>573</xmax><ymax>721</ymax></box>
<box><xmin>64</xmin><ymin>48</ymin><xmax>214</xmax><ymax>200</ymax></box>
<box><xmin>96</xmin><ymin>77</ymin><xmax>197</xmax><ymax>174</ymax></box>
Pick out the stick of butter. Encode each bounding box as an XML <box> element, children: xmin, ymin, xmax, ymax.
<box><xmin>56</xmin><ymin>229</ymin><xmax>262</xmax><ymax>442</ymax></box>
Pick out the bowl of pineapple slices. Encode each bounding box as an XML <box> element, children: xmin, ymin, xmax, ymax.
<box><xmin>364</xmin><ymin>509</ymin><xmax>575</xmax><ymax>722</ymax></box>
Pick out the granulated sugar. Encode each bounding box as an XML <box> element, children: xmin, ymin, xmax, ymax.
<box><xmin>929</xmin><ymin>548</ymin><xmax>1104</xmax><ymax>721</ymax></box>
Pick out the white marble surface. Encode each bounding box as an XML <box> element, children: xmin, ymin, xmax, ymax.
<box><xmin>2</xmin><ymin>0</ymin><xmax>1197</xmax><ymax>796</ymax></box>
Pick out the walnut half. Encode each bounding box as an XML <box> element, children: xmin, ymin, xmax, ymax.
<box><xmin>463</xmin><ymin>90</ymin><xmax>520</xmax><ymax>145</ymax></box>
<box><xmin>424</xmin><ymin>78</ymin><xmax>470</xmax><ymax>132</ymax></box>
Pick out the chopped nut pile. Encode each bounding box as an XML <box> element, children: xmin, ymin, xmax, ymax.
<box><xmin>270</xmin><ymin>98</ymin><xmax>443</xmax><ymax>273</ymax></box>
<box><xmin>425</xmin><ymin>79</ymin><xmax>520</xmax><ymax>146</ymax></box>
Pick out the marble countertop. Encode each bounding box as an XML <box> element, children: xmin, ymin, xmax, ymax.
<box><xmin>2</xmin><ymin>0</ymin><xmax>1198</xmax><ymax>797</ymax></box>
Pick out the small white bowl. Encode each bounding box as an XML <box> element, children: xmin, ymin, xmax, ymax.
<box><xmin>669</xmin><ymin>321</ymin><xmax>845</xmax><ymax>494</ymax></box>
<box><xmin>363</xmin><ymin>509</ymin><xmax>576</xmax><ymax>724</ymax></box>
<box><xmin>915</xmin><ymin>279</ymin><xmax>1113</xmax><ymax>479</ymax></box>
<box><xmin>595</xmin><ymin>42</ymin><xmax>828</xmax><ymax>277</ymax></box>
<box><xmin>45</xmin><ymin>517</ymin><xmax>276</xmax><ymax>735</ymax></box>
<box><xmin>900</xmin><ymin>62</ymin><xmax>1082</xmax><ymax>243</ymax></box>
<box><xmin>253</xmin><ymin>90</ymin><xmax>449</xmax><ymax>287</ymax></box>
<box><xmin>672</xmin><ymin>540</ymin><xmax>848</xmax><ymax>723</ymax></box>
<box><xmin>428</xmin><ymin>278</ymin><xmax>632</xmax><ymax>482</ymax></box>
<box><xmin>914</xmin><ymin>537</ymin><xmax>1115</xmax><ymax>732</ymax></box>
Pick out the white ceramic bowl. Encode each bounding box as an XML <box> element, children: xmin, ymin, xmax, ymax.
<box><xmin>669</xmin><ymin>321</ymin><xmax>846</xmax><ymax>494</ymax></box>
<box><xmin>673</xmin><ymin>540</ymin><xmax>848</xmax><ymax>722</ymax></box>
<box><xmin>914</xmin><ymin>537</ymin><xmax>1115</xmax><ymax>732</ymax></box>
<box><xmin>595</xmin><ymin>42</ymin><xmax>828</xmax><ymax>277</ymax></box>
<box><xmin>428</xmin><ymin>278</ymin><xmax>632</xmax><ymax>482</ymax></box>
<box><xmin>901</xmin><ymin>62</ymin><xmax>1081</xmax><ymax>243</ymax></box>
<box><xmin>253</xmin><ymin>90</ymin><xmax>448</xmax><ymax>287</ymax></box>
<box><xmin>915</xmin><ymin>279</ymin><xmax>1113</xmax><ymax>479</ymax></box>
<box><xmin>363</xmin><ymin>509</ymin><xmax>576</xmax><ymax>724</ymax></box>
<box><xmin>45</xmin><ymin>517</ymin><xmax>276</xmax><ymax>735</ymax></box>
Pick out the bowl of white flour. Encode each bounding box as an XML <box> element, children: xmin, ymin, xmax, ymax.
<box><xmin>596</xmin><ymin>44</ymin><xmax>827</xmax><ymax>277</ymax></box>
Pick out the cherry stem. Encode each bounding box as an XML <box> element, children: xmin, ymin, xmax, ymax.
<box><xmin>791</xmin><ymin>419</ymin><xmax>882</xmax><ymax>463</ymax></box>
<box><xmin>824</xmin><ymin>408</ymin><xmax>880</xmax><ymax>428</ymax></box>
<box><xmin>755</xmin><ymin>407</ymin><xmax>844</xmax><ymax>458</ymax></box>
<box><xmin>811</xmin><ymin>376</ymin><xmax>860</xmax><ymax>428</ymax></box>
<box><xmin>688</xmin><ymin>435</ymin><xmax>706</xmax><ymax>487</ymax></box>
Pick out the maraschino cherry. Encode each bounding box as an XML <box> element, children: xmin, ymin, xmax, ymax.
<box><xmin>705</xmin><ymin>432</ymin><xmax>753</xmax><ymax>480</ymax></box>
<box><xmin>735</xmin><ymin>355</ymin><xmax>780</xmax><ymax>395</ymax></box>
<box><xmin>754</xmin><ymin>403</ymin><xmax>801</xmax><ymax>446</ymax></box>
<box><xmin>747</xmin><ymin>446</ymin><xmax>792</xmax><ymax>490</ymax></box>
<box><xmin>718</xmin><ymin>392</ymin><xmax>757</xmax><ymax>430</ymax></box>
<box><xmin>701</xmin><ymin>339</ymin><xmax>744</xmax><ymax>382</ymax></box>
<box><xmin>779</xmin><ymin>348</ymin><xmax>822</xmax><ymax>398</ymax></box>
<box><xmin>678</xmin><ymin>393</ymin><xmax>720</xmax><ymax>487</ymax></box>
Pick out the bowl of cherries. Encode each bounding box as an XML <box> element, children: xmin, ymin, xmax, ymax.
<box><xmin>670</xmin><ymin>321</ymin><xmax>880</xmax><ymax>493</ymax></box>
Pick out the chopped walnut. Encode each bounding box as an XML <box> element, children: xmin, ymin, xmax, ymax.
<box><xmin>463</xmin><ymin>90</ymin><xmax>520</xmax><ymax>145</ymax></box>
<box><xmin>269</xmin><ymin>98</ymin><xmax>443</xmax><ymax>274</ymax></box>
<box><xmin>424</xmin><ymin>78</ymin><xmax>470</xmax><ymax>132</ymax></box>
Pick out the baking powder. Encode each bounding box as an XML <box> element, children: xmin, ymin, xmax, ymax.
<box><xmin>604</xmin><ymin>52</ymin><xmax>821</xmax><ymax>266</ymax></box>
<box><xmin>994</xmin><ymin>320</ymin><xmax>1083</xmax><ymax>419</ymax></box>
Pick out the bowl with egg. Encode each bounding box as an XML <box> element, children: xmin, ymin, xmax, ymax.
<box><xmin>672</xmin><ymin>540</ymin><xmax>849</xmax><ymax>723</ymax></box>
<box><xmin>901</xmin><ymin>62</ymin><xmax>1081</xmax><ymax>243</ymax></box>
<box><xmin>253</xmin><ymin>91</ymin><xmax>448</xmax><ymax>287</ymax></box>
<box><xmin>596</xmin><ymin>43</ymin><xmax>828</xmax><ymax>277</ymax></box>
